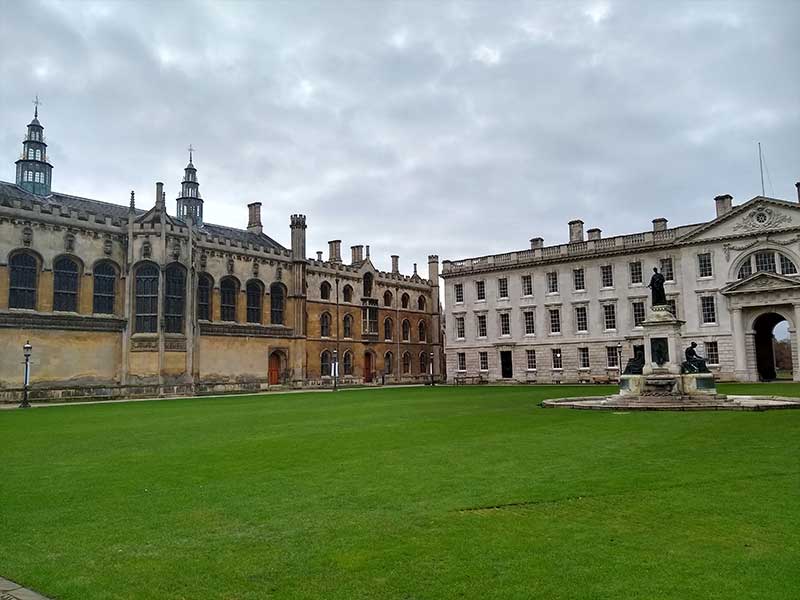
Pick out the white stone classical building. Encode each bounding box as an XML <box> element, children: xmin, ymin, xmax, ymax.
<box><xmin>442</xmin><ymin>187</ymin><xmax>800</xmax><ymax>383</ymax></box>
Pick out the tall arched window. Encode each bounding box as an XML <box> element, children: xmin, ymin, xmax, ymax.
<box><xmin>401</xmin><ymin>293</ymin><xmax>410</xmax><ymax>308</ymax></box>
<box><xmin>383</xmin><ymin>290</ymin><xmax>393</xmax><ymax>307</ymax></box>
<box><xmin>384</xmin><ymin>317</ymin><xmax>393</xmax><ymax>340</ymax></box>
<box><xmin>363</xmin><ymin>273</ymin><xmax>373</xmax><ymax>297</ymax></box>
<box><xmin>164</xmin><ymin>264</ymin><xmax>186</xmax><ymax>333</ymax></box>
<box><xmin>384</xmin><ymin>351</ymin><xmax>394</xmax><ymax>375</ymax></box>
<box><xmin>9</xmin><ymin>252</ymin><xmax>37</xmax><ymax>309</ymax></box>
<box><xmin>418</xmin><ymin>296</ymin><xmax>426</xmax><ymax>311</ymax></box>
<box><xmin>321</xmin><ymin>350</ymin><xmax>331</xmax><ymax>377</ymax></box>
<box><xmin>418</xmin><ymin>320</ymin><xmax>427</xmax><ymax>342</ymax></box>
<box><xmin>134</xmin><ymin>263</ymin><xmax>159</xmax><ymax>333</ymax></box>
<box><xmin>220</xmin><ymin>278</ymin><xmax>238</xmax><ymax>322</ymax></box>
<box><xmin>320</xmin><ymin>312</ymin><xmax>331</xmax><ymax>337</ymax></box>
<box><xmin>93</xmin><ymin>261</ymin><xmax>117</xmax><ymax>314</ymax></box>
<box><xmin>197</xmin><ymin>274</ymin><xmax>212</xmax><ymax>320</ymax></box>
<box><xmin>402</xmin><ymin>319</ymin><xmax>410</xmax><ymax>341</ymax></box>
<box><xmin>343</xmin><ymin>314</ymin><xmax>353</xmax><ymax>338</ymax></box>
<box><xmin>402</xmin><ymin>352</ymin><xmax>411</xmax><ymax>374</ymax></box>
<box><xmin>419</xmin><ymin>352</ymin><xmax>428</xmax><ymax>374</ymax></box>
<box><xmin>343</xmin><ymin>351</ymin><xmax>353</xmax><ymax>375</ymax></box>
<box><xmin>53</xmin><ymin>256</ymin><xmax>79</xmax><ymax>312</ymax></box>
<box><xmin>270</xmin><ymin>282</ymin><xmax>285</xmax><ymax>325</ymax></box>
<box><xmin>343</xmin><ymin>285</ymin><xmax>353</xmax><ymax>303</ymax></box>
<box><xmin>246</xmin><ymin>281</ymin><xmax>263</xmax><ymax>323</ymax></box>
<box><xmin>320</xmin><ymin>281</ymin><xmax>331</xmax><ymax>300</ymax></box>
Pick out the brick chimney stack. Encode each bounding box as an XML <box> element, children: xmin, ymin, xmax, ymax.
<box><xmin>530</xmin><ymin>237</ymin><xmax>544</xmax><ymax>249</ymax></box>
<box><xmin>587</xmin><ymin>228</ymin><xmax>601</xmax><ymax>240</ymax></box>
<box><xmin>652</xmin><ymin>218</ymin><xmax>668</xmax><ymax>232</ymax></box>
<box><xmin>568</xmin><ymin>220</ymin><xmax>584</xmax><ymax>243</ymax></box>
<box><xmin>391</xmin><ymin>255</ymin><xmax>399</xmax><ymax>273</ymax></box>
<box><xmin>247</xmin><ymin>202</ymin><xmax>262</xmax><ymax>234</ymax></box>
<box><xmin>715</xmin><ymin>194</ymin><xmax>733</xmax><ymax>218</ymax></box>
<box><xmin>351</xmin><ymin>245</ymin><xmax>364</xmax><ymax>264</ymax></box>
<box><xmin>328</xmin><ymin>240</ymin><xmax>342</xmax><ymax>263</ymax></box>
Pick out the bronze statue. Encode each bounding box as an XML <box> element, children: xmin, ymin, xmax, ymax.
<box><xmin>622</xmin><ymin>346</ymin><xmax>645</xmax><ymax>375</ymax></box>
<box><xmin>648</xmin><ymin>267</ymin><xmax>667</xmax><ymax>306</ymax></box>
<box><xmin>681</xmin><ymin>342</ymin><xmax>710</xmax><ymax>374</ymax></box>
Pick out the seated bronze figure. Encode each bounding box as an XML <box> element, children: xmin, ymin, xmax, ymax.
<box><xmin>681</xmin><ymin>342</ymin><xmax>710</xmax><ymax>374</ymax></box>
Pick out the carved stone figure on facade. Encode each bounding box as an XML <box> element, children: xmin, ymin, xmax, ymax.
<box><xmin>103</xmin><ymin>237</ymin><xmax>112</xmax><ymax>255</ymax></box>
<box><xmin>199</xmin><ymin>252</ymin><xmax>207</xmax><ymax>269</ymax></box>
<box><xmin>226</xmin><ymin>257</ymin><xmax>234</xmax><ymax>274</ymax></box>
<box><xmin>681</xmin><ymin>342</ymin><xmax>710</xmax><ymax>374</ymax></box>
<box><xmin>64</xmin><ymin>232</ymin><xmax>75</xmax><ymax>253</ymax></box>
<box><xmin>22</xmin><ymin>226</ymin><xmax>33</xmax><ymax>247</ymax></box>
<box><xmin>252</xmin><ymin>261</ymin><xmax>259</xmax><ymax>276</ymax></box>
<box><xmin>171</xmin><ymin>241</ymin><xmax>181</xmax><ymax>260</ymax></box>
<box><xmin>141</xmin><ymin>240</ymin><xmax>151</xmax><ymax>259</ymax></box>
<box><xmin>648</xmin><ymin>267</ymin><xmax>667</xmax><ymax>306</ymax></box>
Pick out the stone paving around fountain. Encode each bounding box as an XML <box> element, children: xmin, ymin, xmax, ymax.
<box><xmin>541</xmin><ymin>394</ymin><xmax>800</xmax><ymax>411</ymax></box>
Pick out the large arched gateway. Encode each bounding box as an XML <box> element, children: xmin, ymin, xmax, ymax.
<box><xmin>722</xmin><ymin>272</ymin><xmax>800</xmax><ymax>382</ymax></box>
<box><xmin>752</xmin><ymin>312</ymin><xmax>791</xmax><ymax>380</ymax></box>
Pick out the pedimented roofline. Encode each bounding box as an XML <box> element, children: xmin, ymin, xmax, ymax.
<box><xmin>720</xmin><ymin>271</ymin><xmax>800</xmax><ymax>295</ymax></box>
<box><xmin>676</xmin><ymin>196</ymin><xmax>800</xmax><ymax>243</ymax></box>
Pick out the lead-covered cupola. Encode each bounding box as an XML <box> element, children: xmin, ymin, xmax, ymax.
<box><xmin>15</xmin><ymin>97</ymin><xmax>53</xmax><ymax>196</ymax></box>
<box><xmin>176</xmin><ymin>145</ymin><xmax>203</xmax><ymax>226</ymax></box>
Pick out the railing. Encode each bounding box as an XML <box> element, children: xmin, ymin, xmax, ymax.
<box><xmin>542</xmin><ymin>246</ymin><xmax>562</xmax><ymax>258</ymax></box>
<box><xmin>595</xmin><ymin>238</ymin><xmax>617</xmax><ymax>250</ymax></box>
<box><xmin>442</xmin><ymin>227</ymin><xmax>678</xmax><ymax>275</ymax></box>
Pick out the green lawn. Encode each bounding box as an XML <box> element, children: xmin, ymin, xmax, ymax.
<box><xmin>1</xmin><ymin>384</ymin><xmax>799</xmax><ymax>600</ymax></box>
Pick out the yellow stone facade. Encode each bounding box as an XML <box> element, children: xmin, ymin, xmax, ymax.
<box><xmin>0</xmin><ymin>121</ymin><xmax>441</xmax><ymax>401</ymax></box>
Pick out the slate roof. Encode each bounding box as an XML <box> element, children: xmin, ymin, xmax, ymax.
<box><xmin>0</xmin><ymin>180</ymin><xmax>286</xmax><ymax>250</ymax></box>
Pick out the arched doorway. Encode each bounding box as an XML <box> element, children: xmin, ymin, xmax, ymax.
<box><xmin>753</xmin><ymin>312</ymin><xmax>793</xmax><ymax>381</ymax></box>
<box><xmin>364</xmin><ymin>351</ymin><xmax>374</xmax><ymax>383</ymax></box>
<box><xmin>268</xmin><ymin>351</ymin><xmax>285</xmax><ymax>385</ymax></box>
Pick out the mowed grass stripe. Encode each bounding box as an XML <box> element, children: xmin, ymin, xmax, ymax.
<box><xmin>1</xmin><ymin>384</ymin><xmax>798</xmax><ymax>599</ymax></box>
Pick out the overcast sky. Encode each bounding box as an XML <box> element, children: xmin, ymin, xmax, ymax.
<box><xmin>1</xmin><ymin>0</ymin><xmax>798</xmax><ymax>275</ymax></box>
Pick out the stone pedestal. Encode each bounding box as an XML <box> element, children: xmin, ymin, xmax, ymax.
<box><xmin>642</xmin><ymin>305</ymin><xmax>684</xmax><ymax>375</ymax></box>
<box><xmin>618</xmin><ymin>305</ymin><xmax>723</xmax><ymax>402</ymax></box>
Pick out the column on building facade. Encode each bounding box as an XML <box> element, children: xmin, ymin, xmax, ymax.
<box><xmin>157</xmin><ymin>188</ymin><xmax>166</xmax><ymax>388</ymax></box>
<box><xmin>79</xmin><ymin>273</ymin><xmax>93</xmax><ymax>314</ymax></box>
<box><xmin>793</xmin><ymin>304</ymin><xmax>800</xmax><ymax>382</ymax></box>
<box><xmin>121</xmin><ymin>197</ymin><xmax>135</xmax><ymax>385</ymax></box>
<box><xmin>236</xmin><ymin>288</ymin><xmax>247</xmax><ymax>323</ymax></box>
<box><xmin>185</xmin><ymin>215</ymin><xmax>196</xmax><ymax>384</ymax></box>
<box><xmin>731</xmin><ymin>307</ymin><xmax>747</xmax><ymax>380</ymax></box>
<box><xmin>428</xmin><ymin>255</ymin><xmax>441</xmax><ymax>379</ymax></box>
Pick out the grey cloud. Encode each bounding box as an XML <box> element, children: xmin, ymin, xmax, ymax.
<box><xmin>0</xmin><ymin>0</ymin><xmax>798</xmax><ymax>273</ymax></box>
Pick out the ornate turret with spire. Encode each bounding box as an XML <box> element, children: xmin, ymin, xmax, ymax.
<box><xmin>15</xmin><ymin>96</ymin><xmax>53</xmax><ymax>196</ymax></box>
<box><xmin>175</xmin><ymin>145</ymin><xmax>203</xmax><ymax>226</ymax></box>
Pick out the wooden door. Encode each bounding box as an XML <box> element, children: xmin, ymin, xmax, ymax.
<box><xmin>364</xmin><ymin>352</ymin><xmax>373</xmax><ymax>383</ymax></box>
<box><xmin>268</xmin><ymin>352</ymin><xmax>281</xmax><ymax>385</ymax></box>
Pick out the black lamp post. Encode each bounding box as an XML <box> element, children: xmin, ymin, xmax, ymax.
<box><xmin>616</xmin><ymin>342</ymin><xmax>623</xmax><ymax>378</ymax></box>
<box><xmin>19</xmin><ymin>340</ymin><xmax>32</xmax><ymax>409</ymax></box>
<box><xmin>429</xmin><ymin>351</ymin><xmax>435</xmax><ymax>386</ymax></box>
<box><xmin>332</xmin><ymin>348</ymin><xmax>338</xmax><ymax>392</ymax></box>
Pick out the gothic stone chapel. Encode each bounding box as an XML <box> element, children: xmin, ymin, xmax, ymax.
<box><xmin>0</xmin><ymin>107</ymin><xmax>442</xmax><ymax>401</ymax></box>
